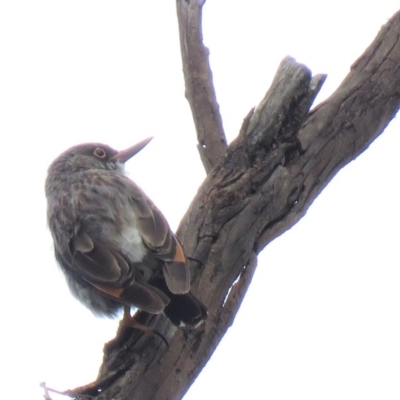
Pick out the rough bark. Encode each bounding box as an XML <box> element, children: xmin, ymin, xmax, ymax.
<box><xmin>64</xmin><ymin>5</ymin><xmax>400</xmax><ymax>400</ymax></box>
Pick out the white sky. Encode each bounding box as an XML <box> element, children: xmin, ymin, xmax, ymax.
<box><xmin>1</xmin><ymin>1</ymin><xmax>399</xmax><ymax>399</ymax></box>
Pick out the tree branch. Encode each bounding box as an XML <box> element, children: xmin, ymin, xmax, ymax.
<box><xmin>176</xmin><ymin>0</ymin><xmax>227</xmax><ymax>173</ymax></box>
<box><xmin>70</xmin><ymin>8</ymin><xmax>400</xmax><ymax>400</ymax></box>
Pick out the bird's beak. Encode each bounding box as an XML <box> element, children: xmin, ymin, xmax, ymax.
<box><xmin>111</xmin><ymin>137</ymin><xmax>153</xmax><ymax>163</ymax></box>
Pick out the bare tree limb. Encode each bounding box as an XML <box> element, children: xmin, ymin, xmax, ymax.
<box><xmin>70</xmin><ymin>8</ymin><xmax>400</xmax><ymax>400</ymax></box>
<box><xmin>176</xmin><ymin>0</ymin><xmax>227</xmax><ymax>172</ymax></box>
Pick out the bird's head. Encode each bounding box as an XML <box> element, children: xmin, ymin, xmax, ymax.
<box><xmin>47</xmin><ymin>137</ymin><xmax>153</xmax><ymax>178</ymax></box>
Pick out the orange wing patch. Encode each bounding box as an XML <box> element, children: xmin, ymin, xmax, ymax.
<box><xmin>91</xmin><ymin>283</ymin><xmax>124</xmax><ymax>299</ymax></box>
<box><xmin>174</xmin><ymin>240</ymin><xmax>186</xmax><ymax>263</ymax></box>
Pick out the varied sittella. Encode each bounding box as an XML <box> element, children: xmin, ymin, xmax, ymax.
<box><xmin>45</xmin><ymin>137</ymin><xmax>207</xmax><ymax>327</ymax></box>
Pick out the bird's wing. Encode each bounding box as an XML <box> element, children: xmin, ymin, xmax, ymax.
<box><xmin>71</xmin><ymin>229</ymin><xmax>130</xmax><ymax>284</ymax></box>
<box><xmin>125</xmin><ymin>178</ymin><xmax>190</xmax><ymax>295</ymax></box>
<box><xmin>63</xmin><ymin>228</ymin><xmax>169</xmax><ymax>314</ymax></box>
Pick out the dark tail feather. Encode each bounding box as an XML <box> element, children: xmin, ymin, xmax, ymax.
<box><xmin>164</xmin><ymin>291</ymin><xmax>208</xmax><ymax>326</ymax></box>
<box><xmin>152</xmin><ymin>279</ymin><xmax>208</xmax><ymax>326</ymax></box>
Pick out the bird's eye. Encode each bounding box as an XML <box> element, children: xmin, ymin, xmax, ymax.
<box><xmin>94</xmin><ymin>148</ymin><xmax>106</xmax><ymax>159</ymax></box>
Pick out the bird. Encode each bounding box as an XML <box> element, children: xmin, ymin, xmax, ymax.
<box><xmin>45</xmin><ymin>137</ymin><xmax>207</xmax><ymax>328</ymax></box>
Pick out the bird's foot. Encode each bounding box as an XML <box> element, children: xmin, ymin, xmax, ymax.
<box><xmin>117</xmin><ymin>306</ymin><xmax>169</xmax><ymax>347</ymax></box>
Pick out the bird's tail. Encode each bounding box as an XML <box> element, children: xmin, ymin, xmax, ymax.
<box><xmin>164</xmin><ymin>291</ymin><xmax>208</xmax><ymax>327</ymax></box>
<box><xmin>153</xmin><ymin>279</ymin><xmax>208</xmax><ymax>326</ymax></box>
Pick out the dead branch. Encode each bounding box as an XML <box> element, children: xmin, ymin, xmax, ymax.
<box><xmin>70</xmin><ymin>7</ymin><xmax>400</xmax><ymax>400</ymax></box>
<box><xmin>176</xmin><ymin>0</ymin><xmax>227</xmax><ymax>172</ymax></box>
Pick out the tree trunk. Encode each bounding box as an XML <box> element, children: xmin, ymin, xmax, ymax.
<box><xmin>64</xmin><ymin>4</ymin><xmax>400</xmax><ymax>400</ymax></box>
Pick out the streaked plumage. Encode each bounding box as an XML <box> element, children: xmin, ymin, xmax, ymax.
<box><xmin>45</xmin><ymin>138</ymin><xmax>207</xmax><ymax>326</ymax></box>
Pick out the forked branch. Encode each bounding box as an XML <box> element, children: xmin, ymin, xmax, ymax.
<box><xmin>70</xmin><ymin>7</ymin><xmax>400</xmax><ymax>400</ymax></box>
